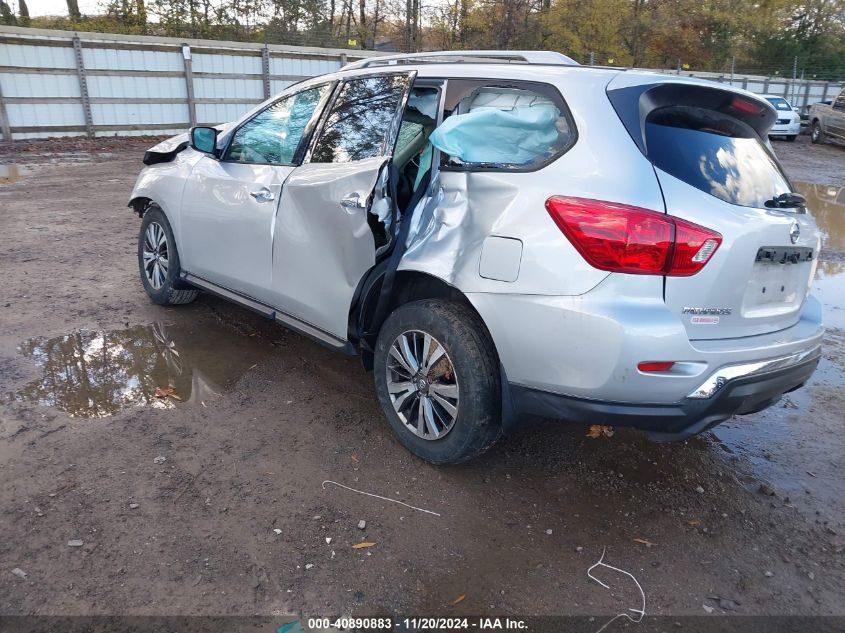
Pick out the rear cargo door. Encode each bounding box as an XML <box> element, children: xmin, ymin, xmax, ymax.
<box><xmin>644</xmin><ymin>104</ymin><xmax>820</xmax><ymax>340</ymax></box>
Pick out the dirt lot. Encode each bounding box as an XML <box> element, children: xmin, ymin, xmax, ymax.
<box><xmin>1</xmin><ymin>134</ymin><xmax>844</xmax><ymax>628</ymax></box>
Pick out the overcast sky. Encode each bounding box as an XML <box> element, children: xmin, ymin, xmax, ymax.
<box><xmin>14</xmin><ymin>0</ymin><xmax>102</xmax><ymax>17</ymax></box>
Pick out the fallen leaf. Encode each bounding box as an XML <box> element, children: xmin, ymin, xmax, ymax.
<box><xmin>351</xmin><ymin>542</ymin><xmax>376</xmax><ymax>549</ymax></box>
<box><xmin>449</xmin><ymin>594</ymin><xmax>466</xmax><ymax>606</ymax></box>
<box><xmin>587</xmin><ymin>425</ymin><xmax>614</xmax><ymax>439</ymax></box>
<box><xmin>633</xmin><ymin>537</ymin><xmax>654</xmax><ymax>547</ymax></box>
<box><xmin>351</xmin><ymin>453</ymin><xmax>360</xmax><ymax>463</ymax></box>
<box><xmin>154</xmin><ymin>386</ymin><xmax>177</xmax><ymax>399</ymax></box>
<box><xmin>687</xmin><ymin>519</ymin><xmax>701</xmax><ymax>526</ymax></box>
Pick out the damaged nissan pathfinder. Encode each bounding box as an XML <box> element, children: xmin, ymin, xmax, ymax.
<box><xmin>129</xmin><ymin>51</ymin><xmax>823</xmax><ymax>464</ymax></box>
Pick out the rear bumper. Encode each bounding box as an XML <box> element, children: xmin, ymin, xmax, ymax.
<box><xmin>509</xmin><ymin>344</ymin><xmax>821</xmax><ymax>441</ymax></box>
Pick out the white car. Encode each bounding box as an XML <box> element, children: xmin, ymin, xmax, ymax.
<box><xmin>762</xmin><ymin>94</ymin><xmax>802</xmax><ymax>141</ymax></box>
<box><xmin>128</xmin><ymin>51</ymin><xmax>823</xmax><ymax>463</ymax></box>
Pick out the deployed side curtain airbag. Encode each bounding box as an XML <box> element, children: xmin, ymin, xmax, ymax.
<box><xmin>429</xmin><ymin>105</ymin><xmax>561</xmax><ymax>165</ymax></box>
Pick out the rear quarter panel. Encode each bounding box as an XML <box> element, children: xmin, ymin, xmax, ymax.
<box><xmin>399</xmin><ymin>68</ymin><xmax>666</xmax><ymax>296</ymax></box>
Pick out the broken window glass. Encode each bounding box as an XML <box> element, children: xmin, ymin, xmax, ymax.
<box><xmin>433</xmin><ymin>82</ymin><xmax>575</xmax><ymax>169</ymax></box>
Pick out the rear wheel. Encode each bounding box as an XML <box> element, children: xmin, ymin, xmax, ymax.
<box><xmin>374</xmin><ymin>300</ymin><xmax>502</xmax><ymax>464</ymax></box>
<box><xmin>811</xmin><ymin>121</ymin><xmax>824</xmax><ymax>144</ymax></box>
<box><xmin>786</xmin><ymin>135</ymin><xmax>797</xmax><ymax>142</ymax></box>
<box><xmin>138</xmin><ymin>206</ymin><xmax>198</xmax><ymax>306</ymax></box>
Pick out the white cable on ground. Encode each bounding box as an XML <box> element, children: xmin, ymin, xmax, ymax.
<box><xmin>587</xmin><ymin>547</ymin><xmax>646</xmax><ymax>633</ymax></box>
<box><xmin>321</xmin><ymin>480</ymin><xmax>441</xmax><ymax>517</ymax></box>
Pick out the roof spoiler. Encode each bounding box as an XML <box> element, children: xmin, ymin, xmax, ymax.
<box><xmin>606</xmin><ymin>82</ymin><xmax>777</xmax><ymax>154</ymax></box>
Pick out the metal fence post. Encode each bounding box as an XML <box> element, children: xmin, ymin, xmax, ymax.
<box><xmin>0</xmin><ymin>79</ymin><xmax>12</xmax><ymax>142</ymax></box>
<box><xmin>261</xmin><ymin>46</ymin><xmax>271</xmax><ymax>100</ymax></box>
<box><xmin>340</xmin><ymin>53</ymin><xmax>347</xmax><ymax>69</ymax></box>
<box><xmin>182</xmin><ymin>44</ymin><xmax>197</xmax><ymax>127</ymax></box>
<box><xmin>71</xmin><ymin>35</ymin><xmax>94</xmax><ymax>139</ymax></box>
<box><xmin>821</xmin><ymin>82</ymin><xmax>829</xmax><ymax>102</ymax></box>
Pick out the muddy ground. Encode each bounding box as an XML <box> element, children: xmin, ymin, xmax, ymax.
<box><xmin>1</xmin><ymin>134</ymin><xmax>844</xmax><ymax>627</ymax></box>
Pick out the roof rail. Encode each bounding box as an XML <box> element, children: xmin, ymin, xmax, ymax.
<box><xmin>342</xmin><ymin>50</ymin><xmax>579</xmax><ymax>70</ymax></box>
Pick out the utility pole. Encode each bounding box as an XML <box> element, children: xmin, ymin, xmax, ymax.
<box><xmin>730</xmin><ymin>56</ymin><xmax>735</xmax><ymax>86</ymax></box>
<box><xmin>589</xmin><ymin>51</ymin><xmax>595</xmax><ymax>66</ymax></box>
<box><xmin>791</xmin><ymin>56</ymin><xmax>798</xmax><ymax>104</ymax></box>
<box><xmin>676</xmin><ymin>58</ymin><xmax>681</xmax><ymax>75</ymax></box>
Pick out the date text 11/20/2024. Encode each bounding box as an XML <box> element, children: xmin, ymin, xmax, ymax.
<box><xmin>305</xmin><ymin>617</ymin><xmax>529</xmax><ymax>630</ymax></box>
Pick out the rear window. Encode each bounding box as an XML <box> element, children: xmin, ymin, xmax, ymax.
<box><xmin>645</xmin><ymin>106</ymin><xmax>791</xmax><ymax>208</ymax></box>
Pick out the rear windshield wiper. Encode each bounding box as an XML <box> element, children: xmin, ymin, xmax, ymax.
<box><xmin>765</xmin><ymin>192</ymin><xmax>806</xmax><ymax>210</ymax></box>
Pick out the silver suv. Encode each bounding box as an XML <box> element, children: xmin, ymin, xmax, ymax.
<box><xmin>129</xmin><ymin>51</ymin><xmax>823</xmax><ymax>464</ymax></box>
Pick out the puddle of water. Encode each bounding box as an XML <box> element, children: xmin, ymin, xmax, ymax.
<box><xmin>0</xmin><ymin>164</ymin><xmax>26</xmax><ymax>184</ymax></box>
<box><xmin>794</xmin><ymin>181</ymin><xmax>845</xmax><ymax>330</ymax></box>
<box><xmin>0</xmin><ymin>156</ymin><xmax>113</xmax><ymax>184</ymax></box>
<box><xmin>13</xmin><ymin>321</ymin><xmax>274</xmax><ymax>418</ymax></box>
<box><xmin>795</xmin><ymin>181</ymin><xmax>845</xmax><ymax>254</ymax></box>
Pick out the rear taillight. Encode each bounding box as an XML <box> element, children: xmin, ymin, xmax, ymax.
<box><xmin>545</xmin><ymin>197</ymin><xmax>722</xmax><ymax>276</ymax></box>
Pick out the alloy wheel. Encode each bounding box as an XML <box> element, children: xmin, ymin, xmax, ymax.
<box><xmin>142</xmin><ymin>222</ymin><xmax>169</xmax><ymax>290</ymax></box>
<box><xmin>386</xmin><ymin>330</ymin><xmax>459</xmax><ymax>440</ymax></box>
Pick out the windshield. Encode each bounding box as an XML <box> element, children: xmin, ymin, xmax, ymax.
<box><xmin>765</xmin><ymin>97</ymin><xmax>793</xmax><ymax>111</ymax></box>
<box><xmin>645</xmin><ymin>106</ymin><xmax>792</xmax><ymax>208</ymax></box>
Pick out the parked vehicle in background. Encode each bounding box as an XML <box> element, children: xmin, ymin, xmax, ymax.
<box><xmin>809</xmin><ymin>89</ymin><xmax>845</xmax><ymax>145</ymax></box>
<box><xmin>762</xmin><ymin>95</ymin><xmax>801</xmax><ymax>141</ymax></box>
<box><xmin>128</xmin><ymin>51</ymin><xmax>823</xmax><ymax>464</ymax></box>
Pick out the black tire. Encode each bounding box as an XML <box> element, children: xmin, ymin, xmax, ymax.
<box><xmin>374</xmin><ymin>299</ymin><xmax>502</xmax><ymax>464</ymax></box>
<box><xmin>811</xmin><ymin>121</ymin><xmax>824</xmax><ymax>144</ymax></box>
<box><xmin>786</xmin><ymin>135</ymin><xmax>797</xmax><ymax>142</ymax></box>
<box><xmin>137</xmin><ymin>205</ymin><xmax>198</xmax><ymax>306</ymax></box>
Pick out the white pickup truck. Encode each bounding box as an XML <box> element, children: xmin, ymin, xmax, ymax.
<box><xmin>809</xmin><ymin>87</ymin><xmax>845</xmax><ymax>144</ymax></box>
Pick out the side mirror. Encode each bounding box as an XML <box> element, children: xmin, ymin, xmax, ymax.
<box><xmin>190</xmin><ymin>126</ymin><xmax>218</xmax><ymax>156</ymax></box>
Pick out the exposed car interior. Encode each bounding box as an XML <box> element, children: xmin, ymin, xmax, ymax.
<box><xmin>434</xmin><ymin>82</ymin><xmax>571</xmax><ymax>168</ymax></box>
<box><xmin>368</xmin><ymin>84</ymin><xmax>439</xmax><ymax>251</ymax></box>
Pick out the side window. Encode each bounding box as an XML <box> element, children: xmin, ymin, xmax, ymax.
<box><xmin>226</xmin><ymin>84</ymin><xmax>330</xmax><ymax>165</ymax></box>
<box><xmin>310</xmin><ymin>74</ymin><xmax>410</xmax><ymax>163</ymax></box>
<box><xmin>431</xmin><ymin>79</ymin><xmax>576</xmax><ymax>171</ymax></box>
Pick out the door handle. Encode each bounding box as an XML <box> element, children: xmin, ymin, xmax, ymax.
<box><xmin>340</xmin><ymin>192</ymin><xmax>366</xmax><ymax>209</ymax></box>
<box><xmin>249</xmin><ymin>187</ymin><xmax>275</xmax><ymax>203</ymax></box>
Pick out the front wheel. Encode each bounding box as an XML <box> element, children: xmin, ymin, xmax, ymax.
<box><xmin>138</xmin><ymin>205</ymin><xmax>198</xmax><ymax>306</ymax></box>
<box><xmin>373</xmin><ymin>300</ymin><xmax>502</xmax><ymax>464</ymax></box>
<box><xmin>811</xmin><ymin>121</ymin><xmax>824</xmax><ymax>144</ymax></box>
